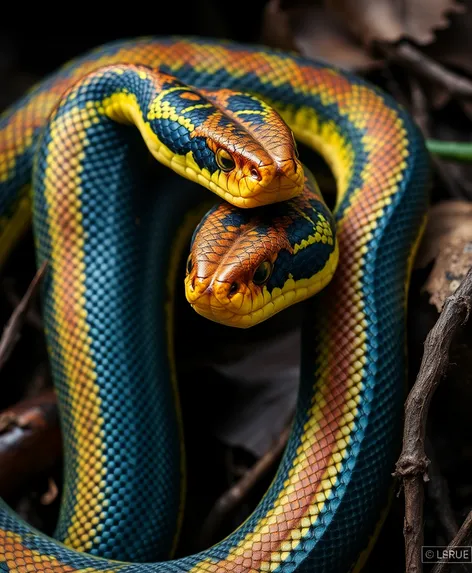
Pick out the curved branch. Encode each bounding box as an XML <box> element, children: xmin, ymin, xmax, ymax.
<box><xmin>394</xmin><ymin>266</ymin><xmax>472</xmax><ymax>573</ymax></box>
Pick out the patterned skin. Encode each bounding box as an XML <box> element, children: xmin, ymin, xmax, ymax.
<box><xmin>0</xmin><ymin>37</ymin><xmax>430</xmax><ymax>572</ymax></box>
<box><xmin>186</xmin><ymin>170</ymin><xmax>338</xmax><ymax>326</ymax></box>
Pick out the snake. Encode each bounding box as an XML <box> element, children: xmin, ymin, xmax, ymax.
<box><xmin>0</xmin><ymin>37</ymin><xmax>430</xmax><ymax>572</ymax></box>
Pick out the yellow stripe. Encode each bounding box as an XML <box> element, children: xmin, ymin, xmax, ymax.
<box><xmin>293</xmin><ymin>229</ymin><xmax>334</xmax><ymax>254</ymax></box>
<box><xmin>233</xmin><ymin>109</ymin><xmax>266</xmax><ymax>116</ymax></box>
<box><xmin>43</xmin><ymin>104</ymin><xmax>107</xmax><ymax>552</ymax></box>
<box><xmin>147</xmin><ymin>86</ymin><xmax>200</xmax><ymax>130</ymax></box>
<box><xmin>190</xmin><ymin>323</ymin><xmax>361</xmax><ymax>572</ymax></box>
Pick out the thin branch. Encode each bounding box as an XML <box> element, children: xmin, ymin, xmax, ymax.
<box><xmin>0</xmin><ymin>261</ymin><xmax>47</xmax><ymax>371</ymax></box>
<box><xmin>198</xmin><ymin>423</ymin><xmax>291</xmax><ymax>548</ymax></box>
<box><xmin>431</xmin><ymin>511</ymin><xmax>472</xmax><ymax>573</ymax></box>
<box><xmin>380</xmin><ymin>42</ymin><xmax>472</xmax><ymax>100</ymax></box>
<box><xmin>394</xmin><ymin>265</ymin><xmax>472</xmax><ymax>573</ymax></box>
<box><xmin>2</xmin><ymin>279</ymin><xmax>44</xmax><ymax>331</ymax></box>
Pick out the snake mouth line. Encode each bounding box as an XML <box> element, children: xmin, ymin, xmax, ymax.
<box><xmin>160</xmin><ymin>141</ymin><xmax>304</xmax><ymax>208</ymax></box>
<box><xmin>203</xmin><ymin>176</ymin><xmax>302</xmax><ymax>208</ymax></box>
<box><xmin>187</xmin><ymin>254</ymin><xmax>339</xmax><ymax>328</ymax></box>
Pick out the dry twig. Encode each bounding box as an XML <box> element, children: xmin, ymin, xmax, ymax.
<box><xmin>3</xmin><ymin>279</ymin><xmax>44</xmax><ymax>331</ymax></box>
<box><xmin>381</xmin><ymin>42</ymin><xmax>472</xmax><ymax>99</ymax></box>
<box><xmin>431</xmin><ymin>511</ymin><xmax>472</xmax><ymax>573</ymax></box>
<box><xmin>394</xmin><ymin>265</ymin><xmax>472</xmax><ymax>573</ymax></box>
<box><xmin>0</xmin><ymin>261</ymin><xmax>47</xmax><ymax>371</ymax></box>
<box><xmin>198</xmin><ymin>423</ymin><xmax>291</xmax><ymax>547</ymax></box>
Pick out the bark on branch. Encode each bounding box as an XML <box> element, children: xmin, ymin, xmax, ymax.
<box><xmin>395</xmin><ymin>266</ymin><xmax>472</xmax><ymax>573</ymax></box>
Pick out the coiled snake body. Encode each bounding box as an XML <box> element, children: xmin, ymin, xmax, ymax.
<box><xmin>0</xmin><ymin>37</ymin><xmax>429</xmax><ymax>572</ymax></box>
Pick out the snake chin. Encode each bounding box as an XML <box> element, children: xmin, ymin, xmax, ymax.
<box><xmin>184</xmin><ymin>248</ymin><xmax>339</xmax><ymax>328</ymax></box>
<box><xmin>204</xmin><ymin>173</ymin><xmax>303</xmax><ymax>209</ymax></box>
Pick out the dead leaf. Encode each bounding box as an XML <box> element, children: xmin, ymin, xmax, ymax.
<box><xmin>423</xmin><ymin>0</ymin><xmax>472</xmax><ymax>116</ymax></box>
<box><xmin>262</xmin><ymin>0</ymin><xmax>464</xmax><ymax>71</ymax></box>
<box><xmin>425</xmin><ymin>236</ymin><xmax>472</xmax><ymax>311</ymax></box>
<box><xmin>426</xmin><ymin>0</ymin><xmax>472</xmax><ymax>75</ymax></box>
<box><xmin>262</xmin><ymin>0</ymin><xmax>381</xmax><ymax>71</ymax></box>
<box><xmin>261</xmin><ymin>0</ymin><xmax>298</xmax><ymax>53</ymax></box>
<box><xmin>209</xmin><ymin>328</ymin><xmax>299</xmax><ymax>457</ymax></box>
<box><xmin>417</xmin><ymin>200</ymin><xmax>472</xmax><ymax>267</ymax></box>
<box><xmin>326</xmin><ymin>0</ymin><xmax>465</xmax><ymax>46</ymax></box>
<box><xmin>416</xmin><ymin>201</ymin><xmax>472</xmax><ymax>311</ymax></box>
<box><xmin>381</xmin><ymin>0</ymin><xmax>472</xmax><ymax>118</ymax></box>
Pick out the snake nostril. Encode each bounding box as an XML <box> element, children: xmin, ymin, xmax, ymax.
<box><xmin>228</xmin><ymin>282</ymin><xmax>239</xmax><ymax>297</ymax></box>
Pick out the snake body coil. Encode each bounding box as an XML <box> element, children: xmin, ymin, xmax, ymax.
<box><xmin>0</xmin><ymin>37</ymin><xmax>430</xmax><ymax>572</ymax></box>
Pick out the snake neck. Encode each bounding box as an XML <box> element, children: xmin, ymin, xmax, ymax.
<box><xmin>33</xmin><ymin>85</ymin><xmax>189</xmax><ymax>559</ymax></box>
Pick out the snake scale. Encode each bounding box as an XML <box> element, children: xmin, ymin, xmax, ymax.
<box><xmin>0</xmin><ymin>37</ymin><xmax>430</xmax><ymax>572</ymax></box>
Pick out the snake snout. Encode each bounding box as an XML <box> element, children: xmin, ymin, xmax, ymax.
<box><xmin>187</xmin><ymin>276</ymin><xmax>240</xmax><ymax>302</ymax></box>
<box><xmin>237</xmin><ymin>161</ymin><xmax>304</xmax><ymax>206</ymax></box>
<box><xmin>211</xmin><ymin>279</ymin><xmax>242</xmax><ymax>303</ymax></box>
<box><xmin>185</xmin><ymin>273</ymin><xmax>247</xmax><ymax>325</ymax></box>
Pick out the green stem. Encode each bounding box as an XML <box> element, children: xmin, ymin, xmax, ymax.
<box><xmin>426</xmin><ymin>139</ymin><xmax>472</xmax><ymax>162</ymax></box>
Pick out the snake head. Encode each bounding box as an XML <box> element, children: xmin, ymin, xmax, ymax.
<box><xmin>152</xmin><ymin>83</ymin><xmax>305</xmax><ymax>209</ymax></box>
<box><xmin>198</xmin><ymin>89</ymin><xmax>305</xmax><ymax>208</ymax></box>
<box><xmin>185</xmin><ymin>171</ymin><xmax>339</xmax><ymax>328</ymax></box>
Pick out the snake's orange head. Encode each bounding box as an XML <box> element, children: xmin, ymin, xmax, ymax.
<box><xmin>195</xmin><ymin>89</ymin><xmax>304</xmax><ymax>208</ymax></box>
<box><xmin>185</xmin><ymin>172</ymin><xmax>339</xmax><ymax>328</ymax></box>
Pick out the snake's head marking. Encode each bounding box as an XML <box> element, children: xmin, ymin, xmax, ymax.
<box><xmin>185</xmin><ymin>171</ymin><xmax>339</xmax><ymax>328</ymax></box>
<box><xmin>203</xmin><ymin>136</ymin><xmax>303</xmax><ymax>209</ymax></box>
<box><xmin>146</xmin><ymin>76</ymin><xmax>303</xmax><ymax>208</ymax></box>
<box><xmin>188</xmin><ymin>88</ymin><xmax>305</xmax><ymax>208</ymax></box>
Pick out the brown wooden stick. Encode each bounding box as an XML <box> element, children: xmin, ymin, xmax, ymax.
<box><xmin>381</xmin><ymin>42</ymin><xmax>472</xmax><ymax>100</ymax></box>
<box><xmin>198</xmin><ymin>423</ymin><xmax>291</xmax><ymax>547</ymax></box>
<box><xmin>431</xmin><ymin>511</ymin><xmax>472</xmax><ymax>573</ymax></box>
<box><xmin>394</xmin><ymin>266</ymin><xmax>472</xmax><ymax>573</ymax></box>
<box><xmin>0</xmin><ymin>261</ymin><xmax>47</xmax><ymax>371</ymax></box>
<box><xmin>0</xmin><ymin>390</ymin><xmax>61</xmax><ymax>497</ymax></box>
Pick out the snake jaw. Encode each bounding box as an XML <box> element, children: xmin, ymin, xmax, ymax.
<box><xmin>185</xmin><ymin>167</ymin><xmax>339</xmax><ymax>328</ymax></box>
<box><xmin>235</xmin><ymin>153</ymin><xmax>305</xmax><ymax>203</ymax></box>
<box><xmin>201</xmin><ymin>144</ymin><xmax>304</xmax><ymax>208</ymax></box>
<box><xmin>184</xmin><ymin>274</ymin><xmax>253</xmax><ymax>326</ymax></box>
<box><xmin>185</xmin><ymin>253</ymin><xmax>339</xmax><ymax>328</ymax></box>
<box><xmin>236</xmin><ymin>163</ymin><xmax>305</xmax><ymax>206</ymax></box>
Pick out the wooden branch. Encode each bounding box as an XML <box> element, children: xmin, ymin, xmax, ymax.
<box><xmin>198</xmin><ymin>423</ymin><xmax>291</xmax><ymax>547</ymax></box>
<box><xmin>0</xmin><ymin>261</ymin><xmax>47</xmax><ymax>371</ymax></box>
<box><xmin>381</xmin><ymin>42</ymin><xmax>472</xmax><ymax>100</ymax></box>
<box><xmin>394</xmin><ymin>266</ymin><xmax>472</xmax><ymax>573</ymax></box>
<box><xmin>431</xmin><ymin>511</ymin><xmax>472</xmax><ymax>573</ymax></box>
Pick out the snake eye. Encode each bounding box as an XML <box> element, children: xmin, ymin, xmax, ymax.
<box><xmin>186</xmin><ymin>254</ymin><xmax>193</xmax><ymax>274</ymax></box>
<box><xmin>291</xmin><ymin>131</ymin><xmax>299</xmax><ymax>159</ymax></box>
<box><xmin>216</xmin><ymin>148</ymin><xmax>236</xmax><ymax>172</ymax></box>
<box><xmin>253</xmin><ymin>261</ymin><xmax>272</xmax><ymax>285</ymax></box>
